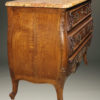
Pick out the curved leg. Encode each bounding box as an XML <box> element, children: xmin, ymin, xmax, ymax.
<box><xmin>9</xmin><ymin>80</ymin><xmax>19</xmax><ymax>100</ymax></box>
<box><xmin>83</xmin><ymin>52</ymin><xmax>88</xmax><ymax>65</ymax></box>
<box><xmin>54</xmin><ymin>83</ymin><xmax>64</xmax><ymax>100</ymax></box>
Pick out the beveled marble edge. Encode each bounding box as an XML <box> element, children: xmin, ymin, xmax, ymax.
<box><xmin>5</xmin><ymin>0</ymin><xmax>88</xmax><ymax>8</ymax></box>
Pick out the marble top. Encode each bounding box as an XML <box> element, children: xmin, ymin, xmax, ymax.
<box><xmin>5</xmin><ymin>0</ymin><xmax>88</xmax><ymax>8</ymax></box>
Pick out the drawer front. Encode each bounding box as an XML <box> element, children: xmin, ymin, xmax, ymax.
<box><xmin>68</xmin><ymin>34</ymin><xmax>92</xmax><ymax>73</ymax></box>
<box><xmin>68</xmin><ymin>17</ymin><xmax>93</xmax><ymax>57</ymax></box>
<box><xmin>67</xmin><ymin>1</ymin><xmax>91</xmax><ymax>31</ymax></box>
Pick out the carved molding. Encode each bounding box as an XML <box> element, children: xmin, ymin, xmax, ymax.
<box><xmin>68</xmin><ymin>38</ymin><xmax>92</xmax><ymax>73</ymax></box>
<box><xmin>68</xmin><ymin>20</ymin><xmax>93</xmax><ymax>56</ymax></box>
<box><xmin>68</xmin><ymin>1</ymin><xmax>91</xmax><ymax>31</ymax></box>
<box><xmin>68</xmin><ymin>46</ymin><xmax>87</xmax><ymax>73</ymax></box>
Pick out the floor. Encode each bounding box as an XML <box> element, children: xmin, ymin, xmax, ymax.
<box><xmin>0</xmin><ymin>62</ymin><xmax>100</xmax><ymax>100</ymax></box>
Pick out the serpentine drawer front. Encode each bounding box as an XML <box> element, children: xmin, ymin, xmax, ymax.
<box><xmin>67</xmin><ymin>0</ymin><xmax>92</xmax><ymax>31</ymax></box>
<box><xmin>68</xmin><ymin>34</ymin><xmax>92</xmax><ymax>73</ymax></box>
<box><xmin>68</xmin><ymin>17</ymin><xmax>93</xmax><ymax>56</ymax></box>
<box><xmin>5</xmin><ymin>0</ymin><xmax>93</xmax><ymax>100</ymax></box>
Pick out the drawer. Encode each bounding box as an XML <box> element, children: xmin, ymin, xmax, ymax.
<box><xmin>68</xmin><ymin>17</ymin><xmax>93</xmax><ymax>57</ymax></box>
<box><xmin>67</xmin><ymin>1</ymin><xmax>92</xmax><ymax>31</ymax></box>
<box><xmin>68</xmin><ymin>34</ymin><xmax>92</xmax><ymax>73</ymax></box>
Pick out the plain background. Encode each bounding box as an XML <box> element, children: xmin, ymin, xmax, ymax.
<box><xmin>0</xmin><ymin>0</ymin><xmax>100</xmax><ymax>100</ymax></box>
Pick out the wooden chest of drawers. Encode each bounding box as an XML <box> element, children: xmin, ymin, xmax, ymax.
<box><xmin>5</xmin><ymin>0</ymin><xmax>93</xmax><ymax>100</ymax></box>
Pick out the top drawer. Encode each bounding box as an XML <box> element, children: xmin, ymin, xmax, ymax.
<box><xmin>67</xmin><ymin>1</ymin><xmax>92</xmax><ymax>31</ymax></box>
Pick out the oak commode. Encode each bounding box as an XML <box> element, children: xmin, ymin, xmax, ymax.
<box><xmin>5</xmin><ymin>0</ymin><xmax>93</xmax><ymax>100</ymax></box>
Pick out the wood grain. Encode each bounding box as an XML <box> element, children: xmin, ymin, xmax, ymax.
<box><xmin>6</xmin><ymin>0</ymin><xmax>93</xmax><ymax>99</ymax></box>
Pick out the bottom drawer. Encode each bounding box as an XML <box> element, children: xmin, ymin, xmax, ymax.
<box><xmin>68</xmin><ymin>34</ymin><xmax>92</xmax><ymax>73</ymax></box>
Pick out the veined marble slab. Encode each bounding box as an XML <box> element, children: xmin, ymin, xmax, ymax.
<box><xmin>5</xmin><ymin>0</ymin><xmax>89</xmax><ymax>8</ymax></box>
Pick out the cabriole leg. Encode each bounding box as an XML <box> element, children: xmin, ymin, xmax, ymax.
<box><xmin>54</xmin><ymin>83</ymin><xmax>64</xmax><ymax>100</ymax></box>
<box><xmin>9</xmin><ymin>80</ymin><xmax>19</xmax><ymax>100</ymax></box>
